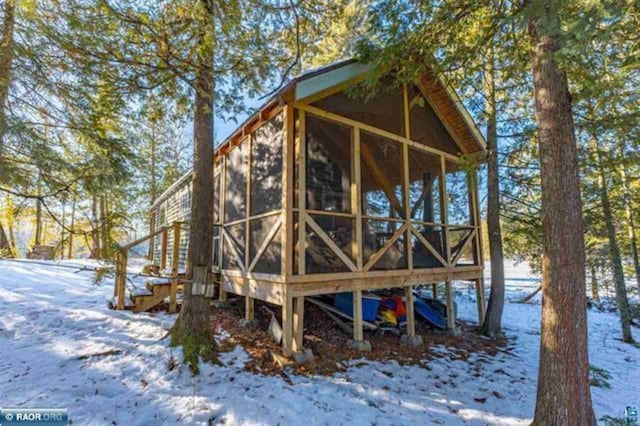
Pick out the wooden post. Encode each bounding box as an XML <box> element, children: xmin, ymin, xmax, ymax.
<box><xmin>281</xmin><ymin>105</ymin><xmax>294</xmax><ymax>277</ymax></box>
<box><xmin>445</xmin><ymin>280</ymin><xmax>458</xmax><ymax>334</ymax></box>
<box><xmin>353</xmin><ymin>289</ymin><xmax>363</xmax><ymax>342</ymax></box>
<box><xmin>405</xmin><ymin>286</ymin><xmax>415</xmax><ymax>336</ymax></box>
<box><xmin>475</xmin><ymin>278</ymin><xmax>486</xmax><ymax>324</ymax></box>
<box><xmin>440</xmin><ymin>157</ymin><xmax>451</xmax><ymax>265</ymax></box>
<box><xmin>171</xmin><ymin>223</ymin><xmax>181</xmax><ymax>276</ymax></box>
<box><xmin>297</xmin><ymin>110</ymin><xmax>306</xmax><ymax>275</ymax></box>
<box><xmin>282</xmin><ymin>296</ymin><xmax>293</xmax><ymax>357</ymax></box>
<box><xmin>117</xmin><ymin>250</ymin><xmax>128</xmax><ymax>310</ymax></box>
<box><xmin>245</xmin><ymin>135</ymin><xmax>252</xmax><ymax>264</ymax></box>
<box><xmin>218</xmin><ymin>156</ymin><xmax>227</xmax><ymax>302</ymax></box>
<box><xmin>432</xmin><ymin>283</ymin><xmax>438</xmax><ymax>300</ymax></box>
<box><xmin>402</xmin><ymin>285</ymin><xmax>423</xmax><ymax>346</ymax></box>
<box><xmin>352</xmin><ymin>128</ymin><xmax>363</xmax><ymax>270</ymax></box>
<box><xmin>245</xmin><ymin>296</ymin><xmax>254</xmax><ymax>322</ymax></box>
<box><xmin>348</xmin><ymin>288</ymin><xmax>371</xmax><ymax>351</ymax></box>
<box><xmin>293</xmin><ymin>296</ymin><xmax>304</xmax><ymax>352</ymax></box>
<box><xmin>160</xmin><ymin>227</ymin><xmax>168</xmax><ymax>272</ymax></box>
<box><xmin>169</xmin><ymin>222</ymin><xmax>181</xmax><ymax>313</ymax></box>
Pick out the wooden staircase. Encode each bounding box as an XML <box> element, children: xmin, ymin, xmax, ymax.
<box><xmin>111</xmin><ymin>221</ymin><xmax>185</xmax><ymax>313</ymax></box>
<box><xmin>129</xmin><ymin>277</ymin><xmax>178</xmax><ymax>313</ymax></box>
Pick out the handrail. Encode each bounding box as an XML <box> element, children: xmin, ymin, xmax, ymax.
<box><xmin>114</xmin><ymin>221</ymin><xmax>186</xmax><ymax>311</ymax></box>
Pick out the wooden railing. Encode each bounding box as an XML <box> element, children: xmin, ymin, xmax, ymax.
<box><xmin>113</xmin><ymin>221</ymin><xmax>186</xmax><ymax>311</ymax></box>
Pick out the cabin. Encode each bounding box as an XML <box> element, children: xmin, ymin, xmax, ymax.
<box><xmin>113</xmin><ymin>60</ymin><xmax>487</xmax><ymax>357</ymax></box>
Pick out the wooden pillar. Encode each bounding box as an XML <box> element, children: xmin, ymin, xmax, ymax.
<box><xmin>282</xmin><ymin>296</ymin><xmax>294</xmax><ymax>357</ymax></box>
<box><xmin>281</xmin><ymin>105</ymin><xmax>294</xmax><ymax>277</ymax></box>
<box><xmin>117</xmin><ymin>250</ymin><xmax>127</xmax><ymax>310</ymax></box>
<box><xmin>402</xmin><ymin>285</ymin><xmax>423</xmax><ymax>346</ymax></box>
<box><xmin>245</xmin><ymin>296</ymin><xmax>254</xmax><ymax>322</ymax></box>
<box><xmin>353</xmin><ymin>289</ymin><xmax>364</xmax><ymax>342</ymax></box>
<box><xmin>293</xmin><ymin>296</ymin><xmax>304</xmax><ymax>352</ymax></box>
<box><xmin>432</xmin><ymin>283</ymin><xmax>438</xmax><ymax>300</ymax></box>
<box><xmin>445</xmin><ymin>280</ymin><xmax>457</xmax><ymax>334</ymax></box>
<box><xmin>160</xmin><ymin>227</ymin><xmax>168</xmax><ymax>272</ymax></box>
<box><xmin>349</xmin><ymin>288</ymin><xmax>371</xmax><ymax>351</ymax></box>
<box><xmin>297</xmin><ymin>110</ymin><xmax>307</xmax><ymax>276</ymax></box>
<box><xmin>475</xmin><ymin>278</ymin><xmax>486</xmax><ymax>325</ymax></box>
<box><xmin>405</xmin><ymin>286</ymin><xmax>415</xmax><ymax>336</ymax></box>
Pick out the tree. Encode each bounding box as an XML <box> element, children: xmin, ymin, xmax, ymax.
<box><xmin>170</xmin><ymin>0</ymin><xmax>217</xmax><ymax>373</ymax></box>
<box><xmin>590</xmin><ymin>138</ymin><xmax>633</xmax><ymax>342</ymax></box>
<box><xmin>527</xmin><ymin>1</ymin><xmax>595</xmax><ymax>423</ymax></box>
<box><xmin>0</xmin><ymin>0</ymin><xmax>15</xmax><ymax>150</ymax></box>
<box><xmin>480</xmin><ymin>42</ymin><xmax>505</xmax><ymax>337</ymax></box>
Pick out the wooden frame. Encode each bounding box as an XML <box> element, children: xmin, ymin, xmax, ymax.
<box><xmin>143</xmin><ymin>71</ymin><xmax>486</xmax><ymax>355</ymax></box>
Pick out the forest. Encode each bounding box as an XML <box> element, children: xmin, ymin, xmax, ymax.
<box><xmin>0</xmin><ymin>0</ymin><xmax>638</xmax><ymax>425</ymax></box>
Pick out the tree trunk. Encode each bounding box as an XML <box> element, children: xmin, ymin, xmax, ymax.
<box><xmin>60</xmin><ymin>198</ymin><xmax>66</xmax><ymax>260</ymax></box>
<box><xmin>67</xmin><ymin>194</ymin><xmax>76</xmax><ymax>259</ymax></box>
<box><xmin>594</xmin><ymin>141</ymin><xmax>634</xmax><ymax>343</ymax></box>
<box><xmin>528</xmin><ymin>2</ymin><xmax>596</xmax><ymax>424</ymax></box>
<box><xmin>91</xmin><ymin>195</ymin><xmax>100</xmax><ymax>259</ymax></box>
<box><xmin>618</xmin><ymin>153</ymin><xmax>640</xmax><ymax>296</ymax></box>
<box><xmin>0</xmin><ymin>0</ymin><xmax>15</xmax><ymax>150</ymax></box>
<box><xmin>170</xmin><ymin>0</ymin><xmax>216</xmax><ymax>374</ymax></box>
<box><xmin>100</xmin><ymin>195</ymin><xmax>108</xmax><ymax>259</ymax></box>
<box><xmin>0</xmin><ymin>220</ymin><xmax>10</xmax><ymax>256</ymax></box>
<box><xmin>150</xmin><ymin>125</ymin><xmax>159</xmax><ymax>204</ymax></box>
<box><xmin>590</xmin><ymin>263</ymin><xmax>599</xmax><ymax>302</ymax></box>
<box><xmin>34</xmin><ymin>174</ymin><xmax>43</xmax><ymax>246</ymax></box>
<box><xmin>481</xmin><ymin>44</ymin><xmax>505</xmax><ymax>337</ymax></box>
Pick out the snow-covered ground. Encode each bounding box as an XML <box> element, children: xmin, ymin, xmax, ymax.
<box><xmin>0</xmin><ymin>259</ymin><xmax>637</xmax><ymax>425</ymax></box>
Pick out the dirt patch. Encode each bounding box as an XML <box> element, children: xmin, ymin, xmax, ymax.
<box><xmin>211</xmin><ymin>296</ymin><xmax>509</xmax><ymax>376</ymax></box>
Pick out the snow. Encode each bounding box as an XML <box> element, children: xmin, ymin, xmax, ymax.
<box><xmin>0</xmin><ymin>259</ymin><xmax>638</xmax><ymax>425</ymax></box>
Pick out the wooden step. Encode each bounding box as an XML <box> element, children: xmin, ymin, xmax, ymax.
<box><xmin>145</xmin><ymin>277</ymin><xmax>172</xmax><ymax>292</ymax></box>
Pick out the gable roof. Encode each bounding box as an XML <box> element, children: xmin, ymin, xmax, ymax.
<box><xmin>214</xmin><ymin>59</ymin><xmax>486</xmax><ymax>158</ymax></box>
<box><xmin>152</xmin><ymin>60</ymin><xmax>486</xmax><ymax>210</ymax></box>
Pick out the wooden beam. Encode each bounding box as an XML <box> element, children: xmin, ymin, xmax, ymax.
<box><xmin>402</xmin><ymin>141</ymin><xmax>413</xmax><ymax>270</ymax></box>
<box><xmin>363</xmin><ymin>222</ymin><xmax>409</xmax><ymax>271</ymax></box>
<box><xmin>281</xmin><ymin>105</ymin><xmax>294</xmax><ymax>277</ymax></box>
<box><xmin>282</xmin><ymin>295</ymin><xmax>294</xmax><ymax>357</ymax></box>
<box><xmin>469</xmin><ymin>170</ymin><xmax>484</xmax><ymax>266</ymax></box>
<box><xmin>450</xmin><ymin>229</ymin><xmax>477</xmax><ymax>266</ymax></box>
<box><xmin>247</xmin><ymin>217</ymin><xmax>282</xmax><ymax>272</ymax></box>
<box><xmin>293</xmin><ymin>296</ymin><xmax>304</xmax><ymax>352</ymax></box>
<box><xmin>305</xmin><ymin>213</ymin><xmax>358</xmax><ymax>272</ymax></box>
<box><xmin>411</xmin><ymin>227</ymin><xmax>448</xmax><ymax>267</ymax></box>
<box><xmin>220</xmin><ymin>227</ymin><xmax>246</xmax><ymax>273</ymax></box>
<box><xmin>218</xmin><ymin>155</ymin><xmax>228</xmax><ymax>301</ymax></box>
<box><xmin>352</xmin><ymin>289</ymin><xmax>364</xmax><ymax>343</ymax></box>
<box><xmin>475</xmin><ymin>278</ymin><xmax>485</xmax><ymax>325</ymax></box>
<box><xmin>445</xmin><ymin>280</ymin><xmax>456</xmax><ymax>332</ymax></box>
<box><xmin>403</xmin><ymin>83</ymin><xmax>411</xmax><ymax>140</ymax></box>
<box><xmin>160</xmin><ymin>227</ymin><xmax>168</xmax><ymax>271</ymax></box>
<box><xmin>440</xmin><ymin>157</ymin><xmax>451</xmax><ymax>265</ymax></box>
<box><xmin>404</xmin><ymin>285</ymin><xmax>416</xmax><ymax>337</ymax></box>
<box><xmin>353</xmin><ymin>128</ymin><xmax>363</xmax><ymax>270</ymax></box>
<box><xmin>245</xmin><ymin>296</ymin><xmax>254</xmax><ymax>322</ymax></box>
<box><xmin>297</xmin><ymin>110</ymin><xmax>307</xmax><ymax>275</ymax></box>
<box><xmin>171</xmin><ymin>222</ymin><xmax>181</xmax><ymax>277</ymax></box>
<box><xmin>245</xmin><ymin>135</ymin><xmax>252</xmax><ymax>265</ymax></box>
<box><xmin>117</xmin><ymin>250</ymin><xmax>128</xmax><ymax>310</ymax></box>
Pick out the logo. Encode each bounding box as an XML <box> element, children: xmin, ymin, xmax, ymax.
<box><xmin>0</xmin><ymin>408</ymin><xmax>67</xmax><ymax>425</ymax></box>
